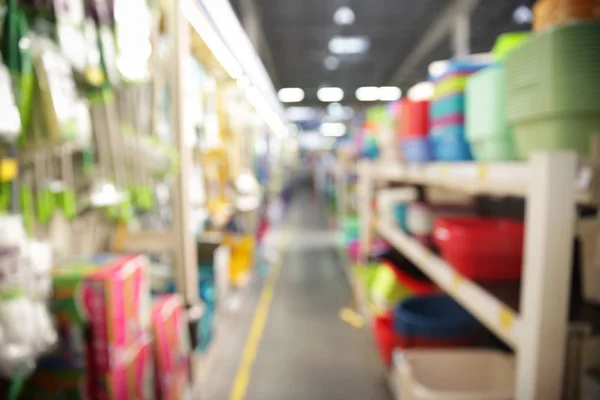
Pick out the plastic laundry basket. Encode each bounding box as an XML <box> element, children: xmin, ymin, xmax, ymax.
<box><xmin>395</xmin><ymin>349</ymin><xmax>515</xmax><ymax>400</ymax></box>
<box><xmin>466</xmin><ymin>64</ymin><xmax>517</xmax><ymax>161</ymax></box>
<box><xmin>505</xmin><ymin>21</ymin><xmax>600</xmax><ymax>122</ymax></box>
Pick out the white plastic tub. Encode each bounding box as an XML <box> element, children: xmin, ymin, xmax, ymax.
<box><xmin>395</xmin><ymin>349</ymin><xmax>515</xmax><ymax>400</ymax></box>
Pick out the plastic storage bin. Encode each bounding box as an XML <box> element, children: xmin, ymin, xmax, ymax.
<box><xmin>505</xmin><ymin>21</ymin><xmax>600</xmax><ymax>157</ymax></box>
<box><xmin>395</xmin><ymin>204</ymin><xmax>409</xmax><ymax>232</ymax></box>
<box><xmin>430</xmin><ymin>126</ymin><xmax>472</xmax><ymax>161</ymax></box>
<box><xmin>394</xmin><ymin>295</ymin><xmax>481</xmax><ymax>347</ymax></box>
<box><xmin>466</xmin><ymin>64</ymin><xmax>517</xmax><ymax>161</ymax></box>
<box><xmin>400</xmin><ymin>137</ymin><xmax>434</xmax><ymax>163</ymax></box>
<box><xmin>400</xmin><ymin>99</ymin><xmax>430</xmax><ymax>136</ymax></box>
<box><xmin>396</xmin><ymin>349</ymin><xmax>515</xmax><ymax>400</ymax></box>
<box><xmin>373</xmin><ymin>314</ymin><xmax>404</xmax><ymax>367</ymax></box>
<box><xmin>431</xmin><ymin>114</ymin><xmax>464</xmax><ymax>131</ymax></box>
<box><xmin>407</xmin><ymin>202</ymin><xmax>473</xmax><ymax>236</ymax></box>
<box><xmin>433</xmin><ymin>217</ymin><xmax>524</xmax><ymax>281</ymax></box>
<box><xmin>430</xmin><ymin>94</ymin><xmax>465</xmax><ymax>120</ymax></box>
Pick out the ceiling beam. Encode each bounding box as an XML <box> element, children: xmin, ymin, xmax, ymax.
<box><xmin>387</xmin><ymin>0</ymin><xmax>481</xmax><ymax>85</ymax></box>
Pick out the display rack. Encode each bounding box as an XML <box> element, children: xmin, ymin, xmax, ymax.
<box><xmin>357</xmin><ymin>153</ymin><xmax>597</xmax><ymax>400</ymax></box>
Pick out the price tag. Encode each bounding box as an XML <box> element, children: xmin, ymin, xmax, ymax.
<box><xmin>439</xmin><ymin>165</ymin><xmax>449</xmax><ymax>179</ymax></box>
<box><xmin>451</xmin><ymin>273</ymin><xmax>465</xmax><ymax>291</ymax></box>
<box><xmin>478</xmin><ymin>164</ymin><xmax>489</xmax><ymax>181</ymax></box>
<box><xmin>499</xmin><ymin>307</ymin><xmax>514</xmax><ymax>331</ymax></box>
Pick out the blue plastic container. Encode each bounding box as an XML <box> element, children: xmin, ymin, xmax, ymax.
<box><xmin>430</xmin><ymin>125</ymin><xmax>473</xmax><ymax>161</ymax></box>
<box><xmin>431</xmin><ymin>94</ymin><xmax>465</xmax><ymax>120</ymax></box>
<box><xmin>394</xmin><ymin>295</ymin><xmax>480</xmax><ymax>339</ymax></box>
<box><xmin>394</xmin><ymin>204</ymin><xmax>409</xmax><ymax>232</ymax></box>
<box><xmin>400</xmin><ymin>137</ymin><xmax>434</xmax><ymax>163</ymax></box>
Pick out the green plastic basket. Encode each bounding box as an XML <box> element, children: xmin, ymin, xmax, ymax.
<box><xmin>466</xmin><ymin>65</ymin><xmax>517</xmax><ymax>161</ymax></box>
<box><xmin>513</xmin><ymin>116</ymin><xmax>600</xmax><ymax>159</ymax></box>
<box><xmin>506</xmin><ymin>21</ymin><xmax>600</xmax><ymax>123</ymax></box>
<box><xmin>492</xmin><ymin>32</ymin><xmax>530</xmax><ymax>60</ymax></box>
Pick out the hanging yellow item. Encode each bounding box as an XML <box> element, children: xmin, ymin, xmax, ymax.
<box><xmin>224</xmin><ymin>234</ymin><xmax>255</xmax><ymax>286</ymax></box>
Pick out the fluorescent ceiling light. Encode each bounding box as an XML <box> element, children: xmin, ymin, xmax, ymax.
<box><xmin>333</xmin><ymin>6</ymin><xmax>355</xmax><ymax>26</ymax></box>
<box><xmin>428</xmin><ymin>60</ymin><xmax>450</xmax><ymax>79</ymax></box>
<box><xmin>182</xmin><ymin>0</ymin><xmax>243</xmax><ymax>80</ymax></box>
<box><xmin>513</xmin><ymin>5</ymin><xmax>532</xmax><ymax>24</ymax></box>
<box><xmin>317</xmin><ymin>87</ymin><xmax>344</xmax><ymax>102</ymax></box>
<box><xmin>407</xmin><ymin>81</ymin><xmax>435</xmax><ymax>102</ymax></box>
<box><xmin>329</xmin><ymin>36</ymin><xmax>370</xmax><ymax>55</ymax></box>
<box><xmin>286</xmin><ymin>106</ymin><xmax>316</xmax><ymax>121</ymax></box>
<box><xmin>327</xmin><ymin>102</ymin><xmax>344</xmax><ymax>118</ymax></box>
<box><xmin>320</xmin><ymin>122</ymin><xmax>347</xmax><ymax>137</ymax></box>
<box><xmin>379</xmin><ymin>86</ymin><xmax>402</xmax><ymax>101</ymax></box>
<box><xmin>324</xmin><ymin>55</ymin><xmax>340</xmax><ymax>71</ymax></box>
<box><xmin>356</xmin><ymin>86</ymin><xmax>379</xmax><ymax>102</ymax></box>
<box><xmin>246</xmin><ymin>86</ymin><xmax>287</xmax><ymax>135</ymax></box>
<box><xmin>278</xmin><ymin>87</ymin><xmax>305</xmax><ymax>103</ymax></box>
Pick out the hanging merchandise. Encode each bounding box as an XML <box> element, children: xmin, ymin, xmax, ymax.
<box><xmin>0</xmin><ymin>215</ymin><xmax>56</xmax><ymax>393</ymax></box>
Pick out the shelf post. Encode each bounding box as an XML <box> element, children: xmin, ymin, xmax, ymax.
<box><xmin>357</xmin><ymin>160</ymin><xmax>372</xmax><ymax>265</ymax></box>
<box><xmin>168</xmin><ymin>0</ymin><xmax>199</xmax><ymax>305</ymax></box>
<box><xmin>517</xmin><ymin>152</ymin><xmax>577</xmax><ymax>400</ymax></box>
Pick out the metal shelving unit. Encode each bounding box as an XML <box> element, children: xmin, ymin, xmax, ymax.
<box><xmin>357</xmin><ymin>153</ymin><xmax>598</xmax><ymax>400</ymax></box>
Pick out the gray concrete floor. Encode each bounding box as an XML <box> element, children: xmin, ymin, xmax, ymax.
<box><xmin>204</xmin><ymin>188</ymin><xmax>392</xmax><ymax>400</ymax></box>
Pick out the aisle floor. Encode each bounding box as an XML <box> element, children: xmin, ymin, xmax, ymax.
<box><xmin>204</xmin><ymin>188</ymin><xmax>392</xmax><ymax>400</ymax></box>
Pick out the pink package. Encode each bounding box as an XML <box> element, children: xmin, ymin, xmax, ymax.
<box><xmin>151</xmin><ymin>295</ymin><xmax>191</xmax><ymax>399</ymax></box>
<box><xmin>92</xmin><ymin>334</ymin><xmax>155</xmax><ymax>400</ymax></box>
<box><xmin>82</xmin><ymin>254</ymin><xmax>151</xmax><ymax>371</ymax></box>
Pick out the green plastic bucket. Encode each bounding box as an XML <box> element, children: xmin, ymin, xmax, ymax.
<box><xmin>466</xmin><ymin>65</ymin><xmax>517</xmax><ymax>161</ymax></box>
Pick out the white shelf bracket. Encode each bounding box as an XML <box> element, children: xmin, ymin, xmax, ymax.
<box><xmin>516</xmin><ymin>152</ymin><xmax>578</xmax><ymax>400</ymax></box>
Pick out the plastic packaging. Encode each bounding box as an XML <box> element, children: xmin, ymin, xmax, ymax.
<box><xmin>434</xmin><ymin>217</ymin><xmax>524</xmax><ymax>281</ymax></box>
<box><xmin>396</xmin><ymin>349</ymin><xmax>515</xmax><ymax>400</ymax></box>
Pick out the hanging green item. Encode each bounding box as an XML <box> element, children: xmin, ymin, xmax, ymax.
<box><xmin>0</xmin><ymin>0</ymin><xmax>34</xmax><ymax>143</ymax></box>
<box><xmin>20</xmin><ymin>178</ymin><xmax>34</xmax><ymax>234</ymax></box>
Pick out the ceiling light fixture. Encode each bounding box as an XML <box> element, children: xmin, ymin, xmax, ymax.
<box><xmin>277</xmin><ymin>87</ymin><xmax>305</xmax><ymax>103</ymax></box>
<box><xmin>182</xmin><ymin>0</ymin><xmax>243</xmax><ymax>80</ymax></box>
<box><xmin>329</xmin><ymin>36</ymin><xmax>370</xmax><ymax>55</ymax></box>
<box><xmin>513</xmin><ymin>5</ymin><xmax>533</xmax><ymax>24</ymax></box>
<box><xmin>317</xmin><ymin>87</ymin><xmax>344</xmax><ymax>102</ymax></box>
<box><xmin>428</xmin><ymin>60</ymin><xmax>450</xmax><ymax>79</ymax></box>
<box><xmin>355</xmin><ymin>86</ymin><xmax>379</xmax><ymax>102</ymax></box>
<box><xmin>379</xmin><ymin>86</ymin><xmax>402</xmax><ymax>101</ymax></box>
<box><xmin>324</xmin><ymin>55</ymin><xmax>340</xmax><ymax>71</ymax></box>
<box><xmin>320</xmin><ymin>122</ymin><xmax>347</xmax><ymax>137</ymax></box>
<box><xmin>407</xmin><ymin>81</ymin><xmax>435</xmax><ymax>102</ymax></box>
<box><xmin>286</xmin><ymin>106</ymin><xmax>316</xmax><ymax>121</ymax></box>
<box><xmin>333</xmin><ymin>6</ymin><xmax>355</xmax><ymax>26</ymax></box>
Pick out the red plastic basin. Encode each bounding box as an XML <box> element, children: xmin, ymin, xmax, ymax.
<box><xmin>433</xmin><ymin>217</ymin><xmax>525</xmax><ymax>281</ymax></box>
<box><xmin>372</xmin><ymin>314</ymin><xmax>404</xmax><ymax>367</ymax></box>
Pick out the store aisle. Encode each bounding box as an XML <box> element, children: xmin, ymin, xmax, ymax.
<box><xmin>205</xmin><ymin>186</ymin><xmax>392</xmax><ymax>400</ymax></box>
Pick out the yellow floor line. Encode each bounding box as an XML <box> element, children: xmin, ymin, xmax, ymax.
<box><xmin>229</xmin><ymin>227</ymin><xmax>291</xmax><ymax>400</ymax></box>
